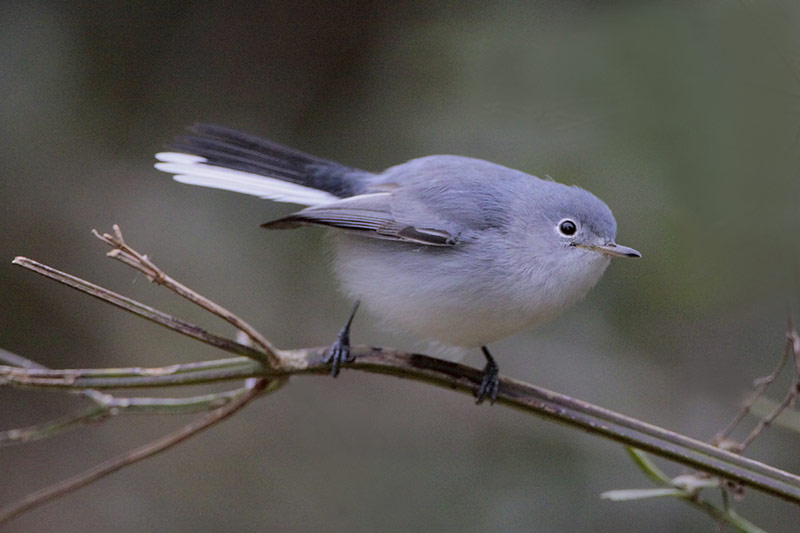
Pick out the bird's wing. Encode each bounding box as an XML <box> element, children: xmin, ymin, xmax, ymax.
<box><xmin>261</xmin><ymin>192</ymin><xmax>458</xmax><ymax>247</ymax></box>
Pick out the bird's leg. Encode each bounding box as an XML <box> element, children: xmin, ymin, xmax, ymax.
<box><xmin>475</xmin><ymin>346</ymin><xmax>500</xmax><ymax>404</ymax></box>
<box><xmin>324</xmin><ymin>301</ymin><xmax>360</xmax><ymax>377</ymax></box>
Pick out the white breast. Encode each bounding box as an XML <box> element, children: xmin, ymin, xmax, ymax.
<box><xmin>331</xmin><ymin>233</ymin><xmax>610</xmax><ymax>347</ymax></box>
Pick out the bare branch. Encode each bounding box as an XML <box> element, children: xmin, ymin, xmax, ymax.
<box><xmin>0</xmin><ymin>378</ymin><xmax>272</xmax><ymax>525</ymax></box>
<box><xmin>5</xmin><ymin>344</ymin><xmax>800</xmax><ymax>504</ymax></box>
<box><xmin>0</xmin><ymin>348</ymin><xmax>48</xmax><ymax>370</ymax></box>
<box><xmin>737</xmin><ymin>327</ymin><xmax>800</xmax><ymax>451</ymax></box>
<box><xmin>0</xmin><ymin>406</ymin><xmax>108</xmax><ymax>446</ymax></box>
<box><xmin>93</xmin><ymin>225</ymin><xmax>280</xmax><ymax>366</ymax></box>
<box><xmin>609</xmin><ymin>319</ymin><xmax>800</xmax><ymax>530</ymax></box>
<box><xmin>0</xmin><ymin>389</ymin><xmax>255</xmax><ymax>447</ymax></box>
<box><xmin>0</xmin><ymin>355</ymin><xmax>258</xmax><ymax>389</ymax></box>
<box><xmin>11</xmin><ymin>257</ymin><xmax>272</xmax><ymax>365</ymax></box>
<box><xmin>7</xmin><ymin>338</ymin><xmax>800</xmax><ymax>508</ymax></box>
<box><xmin>713</xmin><ymin>328</ymin><xmax>792</xmax><ymax>446</ymax></box>
<box><xmin>714</xmin><ymin>321</ymin><xmax>800</xmax><ymax>453</ymax></box>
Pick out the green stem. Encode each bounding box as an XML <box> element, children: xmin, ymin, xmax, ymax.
<box><xmin>622</xmin><ymin>448</ymin><xmax>766</xmax><ymax>532</ymax></box>
<box><xmin>0</xmin><ymin>406</ymin><xmax>108</xmax><ymax>446</ymax></box>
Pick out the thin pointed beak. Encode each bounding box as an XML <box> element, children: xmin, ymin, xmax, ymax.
<box><xmin>579</xmin><ymin>243</ymin><xmax>641</xmax><ymax>258</ymax></box>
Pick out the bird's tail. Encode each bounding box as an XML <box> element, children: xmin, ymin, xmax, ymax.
<box><xmin>155</xmin><ymin>123</ymin><xmax>373</xmax><ymax>206</ymax></box>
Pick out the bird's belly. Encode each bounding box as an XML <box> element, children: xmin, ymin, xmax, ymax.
<box><xmin>331</xmin><ymin>234</ymin><xmax>610</xmax><ymax>347</ymax></box>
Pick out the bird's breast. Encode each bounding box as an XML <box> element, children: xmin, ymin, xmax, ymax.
<box><xmin>331</xmin><ymin>234</ymin><xmax>610</xmax><ymax>347</ymax></box>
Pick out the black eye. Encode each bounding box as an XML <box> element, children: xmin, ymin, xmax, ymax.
<box><xmin>558</xmin><ymin>219</ymin><xmax>577</xmax><ymax>236</ymax></box>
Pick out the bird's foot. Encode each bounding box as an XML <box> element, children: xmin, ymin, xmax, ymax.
<box><xmin>475</xmin><ymin>347</ymin><xmax>500</xmax><ymax>405</ymax></box>
<box><xmin>323</xmin><ymin>301</ymin><xmax>360</xmax><ymax>377</ymax></box>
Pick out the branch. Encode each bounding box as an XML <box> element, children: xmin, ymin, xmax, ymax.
<box><xmin>0</xmin><ymin>378</ymin><xmax>273</xmax><ymax>525</ymax></box>
<box><xmin>0</xmin><ymin>348</ymin><xmax>48</xmax><ymax>370</ymax></box>
<box><xmin>714</xmin><ymin>321</ymin><xmax>800</xmax><ymax>451</ymax></box>
<box><xmin>4</xmin><ymin>345</ymin><xmax>800</xmax><ymax>505</ymax></box>
<box><xmin>11</xmin><ymin>257</ymin><xmax>272</xmax><ymax>365</ymax></box>
<box><xmin>4</xmin><ymin>225</ymin><xmax>800</xmax><ymax>527</ymax></box>
<box><xmin>0</xmin><ymin>405</ymin><xmax>108</xmax><ymax>446</ymax></box>
<box><xmin>92</xmin><ymin>226</ymin><xmax>280</xmax><ymax>365</ymax></box>
<box><xmin>604</xmin><ymin>319</ymin><xmax>800</xmax><ymax>529</ymax></box>
<box><xmin>0</xmin><ymin>355</ymin><xmax>262</xmax><ymax>389</ymax></box>
<box><xmin>0</xmin><ymin>388</ymin><xmax>258</xmax><ymax>446</ymax></box>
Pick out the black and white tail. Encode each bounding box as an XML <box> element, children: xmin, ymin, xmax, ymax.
<box><xmin>154</xmin><ymin>124</ymin><xmax>373</xmax><ymax>206</ymax></box>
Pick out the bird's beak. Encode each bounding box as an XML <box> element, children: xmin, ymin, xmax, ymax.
<box><xmin>578</xmin><ymin>243</ymin><xmax>641</xmax><ymax>258</ymax></box>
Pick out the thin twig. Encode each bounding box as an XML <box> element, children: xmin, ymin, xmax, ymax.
<box><xmin>0</xmin><ymin>347</ymin><xmax>122</xmax><ymax>417</ymax></box>
<box><xmin>0</xmin><ymin>358</ymin><xmax>262</xmax><ymax>389</ymax></box>
<box><xmin>0</xmin><ymin>405</ymin><xmax>108</xmax><ymax>446</ymax></box>
<box><xmin>611</xmin><ymin>321</ymin><xmax>800</xmax><ymax>529</ymax></box>
<box><xmin>12</xmin><ymin>257</ymin><xmax>272</xmax><ymax>365</ymax></box>
<box><xmin>0</xmin><ymin>348</ymin><xmax>48</xmax><ymax>370</ymax></box>
<box><xmin>0</xmin><ymin>389</ymin><xmax>253</xmax><ymax>446</ymax></box>
<box><xmin>0</xmin><ymin>378</ymin><xmax>272</xmax><ymax>525</ymax></box>
<box><xmin>0</xmin><ymin>347</ymin><xmax>258</xmax><ymax>446</ymax></box>
<box><xmin>714</xmin><ymin>322</ymin><xmax>800</xmax><ymax>452</ymax></box>
<box><xmin>93</xmin><ymin>226</ymin><xmax>280</xmax><ymax>366</ymax></box>
<box><xmin>0</xmin><ymin>355</ymin><xmax>253</xmax><ymax>382</ymax></box>
<box><xmin>737</xmin><ymin>327</ymin><xmax>800</xmax><ymax>451</ymax></box>
<box><xmin>713</xmin><ymin>328</ymin><xmax>792</xmax><ymax>446</ymax></box>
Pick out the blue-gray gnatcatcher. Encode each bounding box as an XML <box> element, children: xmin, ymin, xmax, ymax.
<box><xmin>155</xmin><ymin>124</ymin><xmax>640</xmax><ymax>403</ymax></box>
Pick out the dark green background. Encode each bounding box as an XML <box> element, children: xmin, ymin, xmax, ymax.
<box><xmin>2</xmin><ymin>1</ymin><xmax>800</xmax><ymax>531</ymax></box>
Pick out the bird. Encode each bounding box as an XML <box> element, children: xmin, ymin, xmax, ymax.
<box><xmin>155</xmin><ymin>123</ymin><xmax>640</xmax><ymax>403</ymax></box>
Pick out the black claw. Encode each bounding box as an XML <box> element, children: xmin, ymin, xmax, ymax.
<box><xmin>323</xmin><ymin>301</ymin><xmax>360</xmax><ymax>377</ymax></box>
<box><xmin>324</xmin><ymin>340</ymin><xmax>349</xmax><ymax>377</ymax></box>
<box><xmin>475</xmin><ymin>346</ymin><xmax>500</xmax><ymax>405</ymax></box>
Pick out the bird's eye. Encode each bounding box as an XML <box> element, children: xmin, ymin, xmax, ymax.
<box><xmin>558</xmin><ymin>219</ymin><xmax>578</xmax><ymax>236</ymax></box>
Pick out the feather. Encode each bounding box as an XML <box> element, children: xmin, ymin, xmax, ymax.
<box><xmin>261</xmin><ymin>193</ymin><xmax>458</xmax><ymax>246</ymax></box>
<box><xmin>155</xmin><ymin>153</ymin><xmax>341</xmax><ymax>206</ymax></box>
<box><xmin>163</xmin><ymin>123</ymin><xmax>371</xmax><ymax>198</ymax></box>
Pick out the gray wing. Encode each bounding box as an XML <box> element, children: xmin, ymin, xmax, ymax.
<box><xmin>262</xmin><ymin>155</ymin><xmax>525</xmax><ymax>246</ymax></box>
<box><xmin>261</xmin><ymin>192</ymin><xmax>458</xmax><ymax>246</ymax></box>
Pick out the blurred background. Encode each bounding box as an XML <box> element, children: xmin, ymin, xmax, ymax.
<box><xmin>2</xmin><ymin>1</ymin><xmax>800</xmax><ymax>531</ymax></box>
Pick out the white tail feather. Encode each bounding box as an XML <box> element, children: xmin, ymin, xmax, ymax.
<box><xmin>154</xmin><ymin>152</ymin><xmax>340</xmax><ymax>206</ymax></box>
